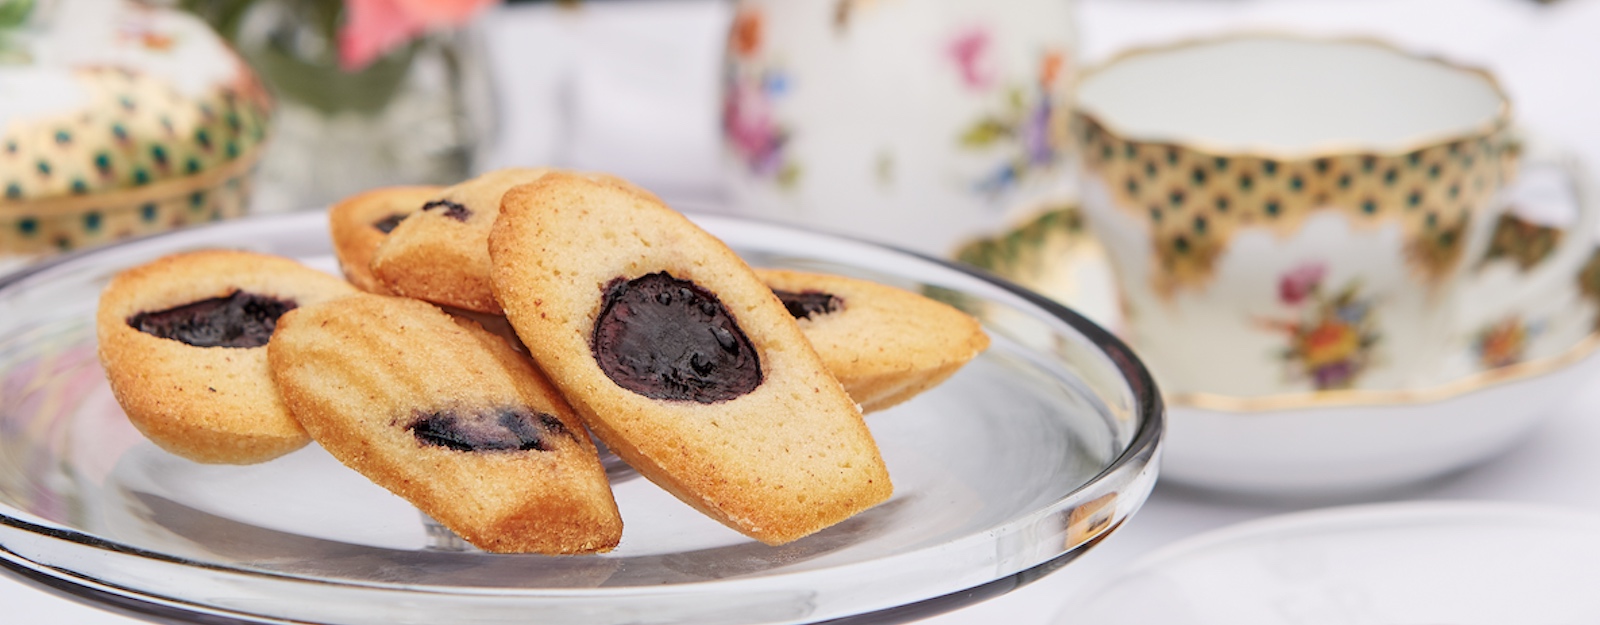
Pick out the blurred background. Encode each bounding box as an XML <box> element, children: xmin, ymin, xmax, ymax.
<box><xmin>463</xmin><ymin>0</ymin><xmax>1600</xmax><ymax>209</ymax></box>
<box><xmin>3</xmin><ymin>0</ymin><xmax>1597</xmax><ymax>271</ymax></box>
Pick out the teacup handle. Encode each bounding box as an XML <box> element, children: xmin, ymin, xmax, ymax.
<box><xmin>1456</xmin><ymin>134</ymin><xmax>1599</xmax><ymax>333</ymax></box>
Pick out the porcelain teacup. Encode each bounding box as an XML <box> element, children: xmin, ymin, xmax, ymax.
<box><xmin>1070</xmin><ymin>34</ymin><xmax>1598</xmax><ymax>399</ymax></box>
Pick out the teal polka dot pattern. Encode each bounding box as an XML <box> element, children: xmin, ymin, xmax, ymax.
<box><xmin>2</xmin><ymin>169</ymin><xmax>257</xmax><ymax>255</ymax></box>
<box><xmin>2</xmin><ymin>67</ymin><xmax>271</xmax><ymax>256</ymax></box>
<box><xmin>0</xmin><ymin>66</ymin><xmax>271</xmax><ymax>203</ymax></box>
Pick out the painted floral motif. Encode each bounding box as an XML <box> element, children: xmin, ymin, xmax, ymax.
<box><xmin>115</xmin><ymin>18</ymin><xmax>178</xmax><ymax>52</ymax></box>
<box><xmin>1481</xmin><ymin>212</ymin><xmax>1562</xmax><ymax>272</ymax></box>
<box><xmin>1474</xmin><ymin>316</ymin><xmax>1537</xmax><ymax>369</ymax></box>
<box><xmin>954</xmin><ymin>36</ymin><xmax>1071</xmax><ymax>199</ymax></box>
<box><xmin>947</xmin><ymin>27</ymin><xmax>997</xmax><ymax>90</ymax></box>
<box><xmin>1277</xmin><ymin>262</ymin><xmax>1326</xmax><ymax>305</ymax></box>
<box><xmin>1260</xmin><ymin>262</ymin><xmax>1381</xmax><ymax>390</ymax></box>
<box><xmin>721</xmin><ymin>7</ymin><xmax>800</xmax><ymax>189</ymax></box>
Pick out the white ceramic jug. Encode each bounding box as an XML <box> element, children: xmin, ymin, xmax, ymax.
<box><xmin>720</xmin><ymin>0</ymin><xmax>1078</xmax><ymax>257</ymax></box>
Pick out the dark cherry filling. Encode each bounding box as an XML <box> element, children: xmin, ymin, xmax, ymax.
<box><xmin>408</xmin><ymin>407</ymin><xmax>571</xmax><ymax>452</ymax></box>
<box><xmin>421</xmin><ymin>199</ymin><xmax>472</xmax><ymax>222</ymax></box>
<box><xmin>372</xmin><ymin>212</ymin><xmax>409</xmax><ymax>234</ymax></box>
<box><xmin>592</xmin><ymin>272</ymin><xmax>762</xmax><ymax>403</ymax></box>
<box><xmin>772</xmin><ymin>289</ymin><xmax>843</xmax><ymax>320</ymax></box>
<box><xmin>127</xmin><ymin>291</ymin><xmax>296</xmax><ymax>348</ymax></box>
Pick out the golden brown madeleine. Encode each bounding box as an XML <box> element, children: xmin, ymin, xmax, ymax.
<box><xmin>368</xmin><ymin>169</ymin><xmax>661</xmax><ymax>314</ymax></box>
<box><xmin>268</xmin><ymin>293</ymin><xmax>622</xmax><ymax>554</ymax></box>
<box><xmin>755</xmin><ymin>268</ymin><xmax>990</xmax><ymax>413</ymax></box>
<box><xmin>489</xmin><ymin>173</ymin><xmax>891</xmax><ymax>546</ymax></box>
<box><xmin>96</xmin><ymin>250</ymin><xmax>358</xmax><ymax>464</ymax></box>
<box><xmin>369</xmin><ymin>168</ymin><xmax>552</xmax><ymax>313</ymax></box>
<box><xmin>327</xmin><ymin>185</ymin><xmax>444</xmax><ymax>293</ymax></box>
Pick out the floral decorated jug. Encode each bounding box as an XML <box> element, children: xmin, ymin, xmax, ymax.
<box><xmin>720</xmin><ymin>0</ymin><xmax>1078</xmax><ymax>257</ymax></box>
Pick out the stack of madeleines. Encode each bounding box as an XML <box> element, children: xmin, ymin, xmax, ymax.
<box><xmin>97</xmin><ymin>169</ymin><xmax>990</xmax><ymax>553</ymax></box>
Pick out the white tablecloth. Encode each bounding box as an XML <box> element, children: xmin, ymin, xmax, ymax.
<box><xmin>9</xmin><ymin>0</ymin><xmax>1600</xmax><ymax>622</ymax></box>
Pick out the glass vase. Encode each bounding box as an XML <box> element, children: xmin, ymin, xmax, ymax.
<box><xmin>224</xmin><ymin>0</ymin><xmax>495</xmax><ymax>214</ymax></box>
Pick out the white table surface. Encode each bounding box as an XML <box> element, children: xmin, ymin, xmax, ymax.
<box><xmin>9</xmin><ymin>0</ymin><xmax>1600</xmax><ymax>622</ymax></box>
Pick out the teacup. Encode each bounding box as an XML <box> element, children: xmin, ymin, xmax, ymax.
<box><xmin>1070</xmin><ymin>34</ymin><xmax>1598</xmax><ymax>398</ymax></box>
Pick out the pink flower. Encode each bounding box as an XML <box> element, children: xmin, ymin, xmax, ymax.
<box><xmin>339</xmin><ymin>0</ymin><xmax>498</xmax><ymax>71</ymax></box>
<box><xmin>1279</xmin><ymin>262</ymin><xmax>1326</xmax><ymax>305</ymax></box>
<box><xmin>947</xmin><ymin>27</ymin><xmax>995</xmax><ymax>90</ymax></box>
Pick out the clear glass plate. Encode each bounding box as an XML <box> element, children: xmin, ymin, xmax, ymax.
<box><xmin>1059</xmin><ymin>501</ymin><xmax>1600</xmax><ymax>625</ymax></box>
<box><xmin>0</xmin><ymin>212</ymin><xmax>1162</xmax><ymax>625</ymax></box>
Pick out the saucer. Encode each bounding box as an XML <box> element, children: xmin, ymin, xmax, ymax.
<box><xmin>1162</xmin><ymin>338</ymin><xmax>1600</xmax><ymax>496</ymax></box>
<box><xmin>1055</xmin><ymin>501</ymin><xmax>1600</xmax><ymax>624</ymax></box>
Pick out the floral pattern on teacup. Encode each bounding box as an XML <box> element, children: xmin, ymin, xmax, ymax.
<box><xmin>955</xmin><ymin>37</ymin><xmax>1071</xmax><ymax>199</ymax></box>
<box><xmin>1473</xmin><ymin>315</ymin><xmax>1542</xmax><ymax>369</ymax></box>
<box><xmin>721</xmin><ymin>7</ymin><xmax>801</xmax><ymax>189</ymax></box>
<box><xmin>947</xmin><ymin>27</ymin><xmax>998</xmax><ymax>90</ymax></box>
<box><xmin>1260</xmin><ymin>262</ymin><xmax>1382</xmax><ymax>390</ymax></box>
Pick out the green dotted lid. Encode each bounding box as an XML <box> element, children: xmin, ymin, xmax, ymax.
<box><xmin>0</xmin><ymin>0</ymin><xmax>272</xmax><ymax>205</ymax></box>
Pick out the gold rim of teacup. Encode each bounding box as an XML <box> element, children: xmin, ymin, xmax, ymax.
<box><xmin>1168</xmin><ymin>329</ymin><xmax>1600</xmax><ymax>412</ymax></box>
<box><xmin>0</xmin><ymin>143</ymin><xmax>265</xmax><ymax>220</ymax></box>
<box><xmin>1070</xmin><ymin>31</ymin><xmax>1514</xmax><ymax>162</ymax></box>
